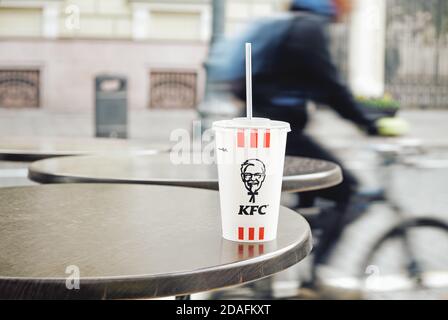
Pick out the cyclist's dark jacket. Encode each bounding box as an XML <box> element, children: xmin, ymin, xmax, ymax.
<box><xmin>225</xmin><ymin>13</ymin><xmax>376</xmax><ymax>133</ymax></box>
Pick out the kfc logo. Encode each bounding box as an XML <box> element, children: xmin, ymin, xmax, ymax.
<box><xmin>240</xmin><ymin>159</ymin><xmax>266</xmax><ymax>203</ymax></box>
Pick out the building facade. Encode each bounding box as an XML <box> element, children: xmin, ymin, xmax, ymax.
<box><xmin>0</xmin><ymin>0</ymin><xmax>285</xmax><ymax>111</ymax></box>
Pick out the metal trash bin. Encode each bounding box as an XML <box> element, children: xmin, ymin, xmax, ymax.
<box><xmin>95</xmin><ymin>74</ymin><xmax>127</xmax><ymax>139</ymax></box>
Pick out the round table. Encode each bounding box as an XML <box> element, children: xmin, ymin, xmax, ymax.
<box><xmin>0</xmin><ymin>184</ymin><xmax>312</xmax><ymax>299</ymax></box>
<box><xmin>0</xmin><ymin>136</ymin><xmax>170</xmax><ymax>161</ymax></box>
<box><xmin>29</xmin><ymin>154</ymin><xmax>342</xmax><ymax>193</ymax></box>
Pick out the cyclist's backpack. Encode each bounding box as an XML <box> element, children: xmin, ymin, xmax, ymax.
<box><xmin>207</xmin><ymin>14</ymin><xmax>295</xmax><ymax>83</ymax></box>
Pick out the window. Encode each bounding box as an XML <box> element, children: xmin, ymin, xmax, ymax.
<box><xmin>0</xmin><ymin>70</ymin><xmax>40</xmax><ymax>108</ymax></box>
<box><xmin>149</xmin><ymin>70</ymin><xmax>197</xmax><ymax>109</ymax></box>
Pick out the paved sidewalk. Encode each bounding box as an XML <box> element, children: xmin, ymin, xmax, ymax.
<box><xmin>0</xmin><ymin>108</ymin><xmax>198</xmax><ymax>142</ymax></box>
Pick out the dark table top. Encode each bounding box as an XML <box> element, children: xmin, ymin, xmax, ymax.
<box><xmin>0</xmin><ymin>136</ymin><xmax>170</xmax><ymax>161</ymax></box>
<box><xmin>29</xmin><ymin>154</ymin><xmax>342</xmax><ymax>193</ymax></box>
<box><xmin>0</xmin><ymin>184</ymin><xmax>312</xmax><ymax>299</ymax></box>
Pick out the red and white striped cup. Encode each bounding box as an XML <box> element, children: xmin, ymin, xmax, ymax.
<box><xmin>213</xmin><ymin>118</ymin><xmax>290</xmax><ymax>242</ymax></box>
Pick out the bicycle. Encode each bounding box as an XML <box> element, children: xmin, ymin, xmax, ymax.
<box><xmin>208</xmin><ymin>138</ymin><xmax>448</xmax><ymax>299</ymax></box>
<box><xmin>314</xmin><ymin>138</ymin><xmax>448</xmax><ymax>299</ymax></box>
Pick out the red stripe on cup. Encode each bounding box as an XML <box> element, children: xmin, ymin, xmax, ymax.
<box><xmin>237</xmin><ymin>129</ymin><xmax>245</xmax><ymax>148</ymax></box>
<box><xmin>248</xmin><ymin>227</ymin><xmax>255</xmax><ymax>240</ymax></box>
<box><xmin>264</xmin><ymin>130</ymin><xmax>270</xmax><ymax>148</ymax></box>
<box><xmin>259</xmin><ymin>227</ymin><xmax>265</xmax><ymax>240</ymax></box>
<box><xmin>258</xmin><ymin>244</ymin><xmax>264</xmax><ymax>254</ymax></box>
<box><xmin>250</xmin><ymin>129</ymin><xmax>258</xmax><ymax>148</ymax></box>
<box><xmin>238</xmin><ymin>227</ymin><xmax>244</xmax><ymax>240</ymax></box>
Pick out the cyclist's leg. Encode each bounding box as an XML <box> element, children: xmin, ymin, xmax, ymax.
<box><xmin>254</xmin><ymin>105</ymin><xmax>357</xmax><ymax>265</ymax></box>
<box><xmin>287</xmin><ymin>133</ymin><xmax>359</xmax><ymax>208</ymax></box>
<box><xmin>286</xmin><ymin>134</ymin><xmax>359</xmax><ymax>266</ymax></box>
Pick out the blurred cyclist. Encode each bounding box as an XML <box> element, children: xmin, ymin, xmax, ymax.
<box><xmin>208</xmin><ymin>0</ymin><xmax>379</xmax><ymax>270</ymax></box>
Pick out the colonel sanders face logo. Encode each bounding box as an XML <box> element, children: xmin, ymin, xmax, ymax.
<box><xmin>241</xmin><ymin>159</ymin><xmax>266</xmax><ymax>203</ymax></box>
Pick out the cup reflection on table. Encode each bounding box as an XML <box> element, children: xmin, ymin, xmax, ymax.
<box><xmin>220</xmin><ymin>239</ymin><xmax>278</xmax><ymax>262</ymax></box>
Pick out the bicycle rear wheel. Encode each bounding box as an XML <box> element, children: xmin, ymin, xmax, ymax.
<box><xmin>360</xmin><ymin>217</ymin><xmax>448</xmax><ymax>297</ymax></box>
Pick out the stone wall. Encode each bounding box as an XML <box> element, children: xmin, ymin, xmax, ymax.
<box><xmin>0</xmin><ymin>39</ymin><xmax>207</xmax><ymax>111</ymax></box>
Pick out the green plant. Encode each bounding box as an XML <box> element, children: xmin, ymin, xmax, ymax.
<box><xmin>356</xmin><ymin>94</ymin><xmax>400</xmax><ymax>109</ymax></box>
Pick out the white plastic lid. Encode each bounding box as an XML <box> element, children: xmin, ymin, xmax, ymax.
<box><xmin>212</xmin><ymin>117</ymin><xmax>290</xmax><ymax>131</ymax></box>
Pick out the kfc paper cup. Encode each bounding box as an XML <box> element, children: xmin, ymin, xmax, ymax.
<box><xmin>213</xmin><ymin>117</ymin><xmax>290</xmax><ymax>242</ymax></box>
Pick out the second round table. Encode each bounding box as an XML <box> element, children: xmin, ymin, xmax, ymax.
<box><xmin>29</xmin><ymin>154</ymin><xmax>342</xmax><ymax>193</ymax></box>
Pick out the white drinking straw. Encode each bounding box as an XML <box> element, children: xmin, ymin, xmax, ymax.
<box><xmin>245</xmin><ymin>42</ymin><xmax>253</xmax><ymax>120</ymax></box>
